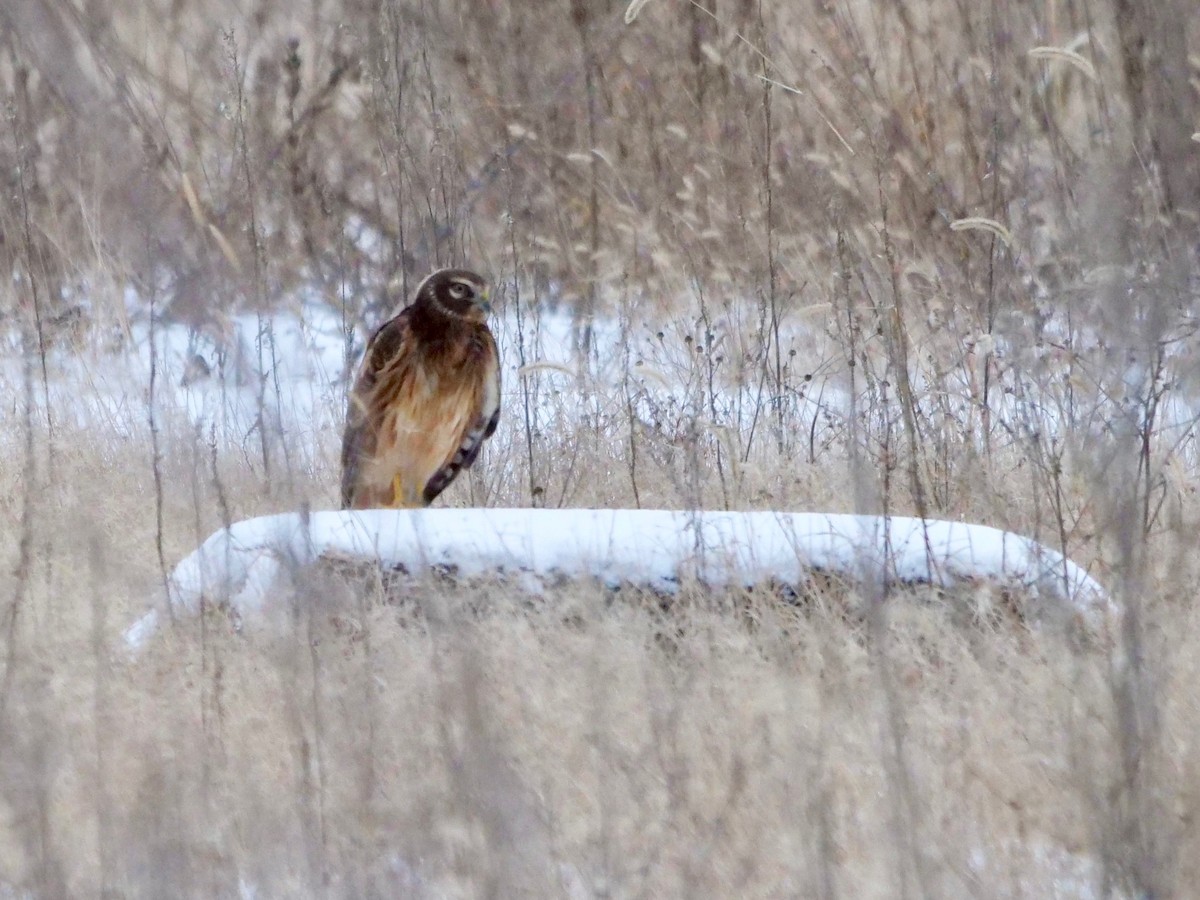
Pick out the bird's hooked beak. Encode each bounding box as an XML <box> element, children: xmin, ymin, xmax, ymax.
<box><xmin>477</xmin><ymin>286</ymin><xmax>493</xmax><ymax>315</ymax></box>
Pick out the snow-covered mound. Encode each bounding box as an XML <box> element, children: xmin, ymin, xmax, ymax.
<box><xmin>123</xmin><ymin>508</ymin><xmax>1110</xmax><ymax>650</ymax></box>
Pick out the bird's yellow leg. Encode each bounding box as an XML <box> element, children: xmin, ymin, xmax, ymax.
<box><xmin>391</xmin><ymin>473</ymin><xmax>406</xmax><ymax>509</ymax></box>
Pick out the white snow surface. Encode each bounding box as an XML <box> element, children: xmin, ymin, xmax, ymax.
<box><xmin>124</xmin><ymin>507</ymin><xmax>1110</xmax><ymax>650</ymax></box>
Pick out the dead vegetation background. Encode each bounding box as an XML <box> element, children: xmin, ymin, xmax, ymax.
<box><xmin>0</xmin><ymin>0</ymin><xmax>1198</xmax><ymax>895</ymax></box>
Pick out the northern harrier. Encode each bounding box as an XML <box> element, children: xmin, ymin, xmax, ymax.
<box><xmin>340</xmin><ymin>268</ymin><xmax>500</xmax><ymax>509</ymax></box>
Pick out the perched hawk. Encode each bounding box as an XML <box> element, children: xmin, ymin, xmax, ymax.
<box><xmin>340</xmin><ymin>268</ymin><xmax>500</xmax><ymax>509</ymax></box>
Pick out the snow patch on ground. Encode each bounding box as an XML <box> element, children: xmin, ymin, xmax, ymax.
<box><xmin>124</xmin><ymin>507</ymin><xmax>1111</xmax><ymax>651</ymax></box>
<box><xmin>0</xmin><ymin>295</ymin><xmax>846</xmax><ymax>464</ymax></box>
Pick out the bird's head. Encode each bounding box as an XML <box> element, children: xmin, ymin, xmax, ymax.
<box><xmin>415</xmin><ymin>268</ymin><xmax>492</xmax><ymax>322</ymax></box>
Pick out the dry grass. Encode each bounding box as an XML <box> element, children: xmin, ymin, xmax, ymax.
<box><xmin>0</xmin><ymin>422</ymin><xmax>1194</xmax><ymax>897</ymax></box>
<box><xmin>0</xmin><ymin>439</ymin><xmax>1155</xmax><ymax>897</ymax></box>
<box><xmin>1</xmin><ymin>0</ymin><xmax>1198</xmax><ymax>895</ymax></box>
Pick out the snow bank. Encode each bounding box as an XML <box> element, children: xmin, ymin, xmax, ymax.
<box><xmin>123</xmin><ymin>508</ymin><xmax>1110</xmax><ymax>651</ymax></box>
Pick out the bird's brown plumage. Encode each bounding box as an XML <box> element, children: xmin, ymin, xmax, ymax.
<box><xmin>340</xmin><ymin>268</ymin><xmax>500</xmax><ymax>509</ymax></box>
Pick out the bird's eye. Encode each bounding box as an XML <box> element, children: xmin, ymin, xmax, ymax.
<box><xmin>448</xmin><ymin>283</ymin><xmax>470</xmax><ymax>300</ymax></box>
